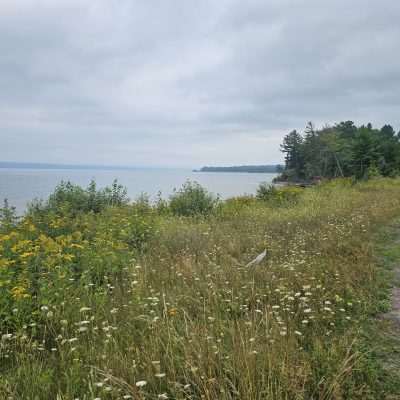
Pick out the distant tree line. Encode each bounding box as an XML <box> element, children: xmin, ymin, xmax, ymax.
<box><xmin>199</xmin><ymin>165</ymin><xmax>281</xmax><ymax>173</ymax></box>
<box><xmin>278</xmin><ymin>121</ymin><xmax>400</xmax><ymax>181</ymax></box>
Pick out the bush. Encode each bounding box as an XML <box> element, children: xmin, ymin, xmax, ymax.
<box><xmin>29</xmin><ymin>179</ymin><xmax>129</xmax><ymax>216</ymax></box>
<box><xmin>169</xmin><ymin>180</ymin><xmax>218</xmax><ymax>217</ymax></box>
<box><xmin>0</xmin><ymin>199</ymin><xmax>18</xmax><ymax>232</ymax></box>
<box><xmin>215</xmin><ymin>195</ymin><xmax>257</xmax><ymax>219</ymax></box>
<box><xmin>256</xmin><ymin>182</ymin><xmax>303</xmax><ymax>205</ymax></box>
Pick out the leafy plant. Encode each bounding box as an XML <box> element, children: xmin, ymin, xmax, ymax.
<box><xmin>0</xmin><ymin>199</ymin><xmax>18</xmax><ymax>232</ymax></box>
<box><xmin>169</xmin><ymin>180</ymin><xmax>219</xmax><ymax>217</ymax></box>
<box><xmin>29</xmin><ymin>179</ymin><xmax>129</xmax><ymax>216</ymax></box>
<box><xmin>256</xmin><ymin>182</ymin><xmax>303</xmax><ymax>205</ymax></box>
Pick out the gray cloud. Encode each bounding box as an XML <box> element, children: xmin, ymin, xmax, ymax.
<box><xmin>1</xmin><ymin>0</ymin><xmax>399</xmax><ymax>167</ymax></box>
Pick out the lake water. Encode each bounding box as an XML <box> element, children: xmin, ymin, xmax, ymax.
<box><xmin>0</xmin><ymin>168</ymin><xmax>277</xmax><ymax>213</ymax></box>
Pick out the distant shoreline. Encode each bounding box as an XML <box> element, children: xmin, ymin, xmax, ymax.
<box><xmin>194</xmin><ymin>165</ymin><xmax>281</xmax><ymax>173</ymax></box>
<box><xmin>0</xmin><ymin>162</ymin><xmax>178</xmax><ymax>171</ymax></box>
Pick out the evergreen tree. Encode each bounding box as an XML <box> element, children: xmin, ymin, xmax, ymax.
<box><xmin>278</xmin><ymin>121</ymin><xmax>400</xmax><ymax>181</ymax></box>
<box><xmin>280</xmin><ymin>130</ymin><xmax>305</xmax><ymax>180</ymax></box>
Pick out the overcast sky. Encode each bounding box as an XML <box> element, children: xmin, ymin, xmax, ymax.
<box><xmin>1</xmin><ymin>0</ymin><xmax>399</xmax><ymax>167</ymax></box>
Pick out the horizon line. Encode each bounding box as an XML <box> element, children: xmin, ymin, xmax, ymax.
<box><xmin>0</xmin><ymin>161</ymin><xmax>282</xmax><ymax>171</ymax></box>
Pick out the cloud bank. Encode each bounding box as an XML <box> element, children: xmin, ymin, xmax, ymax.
<box><xmin>1</xmin><ymin>0</ymin><xmax>399</xmax><ymax>167</ymax></box>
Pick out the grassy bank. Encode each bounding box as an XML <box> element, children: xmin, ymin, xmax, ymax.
<box><xmin>1</xmin><ymin>179</ymin><xmax>400</xmax><ymax>399</ymax></box>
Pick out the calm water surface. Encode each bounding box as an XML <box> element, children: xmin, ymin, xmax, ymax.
<box><xmin>0</xmin><ymin>168</ymin><xmax>277</xmax><ymax>213</ymax></box>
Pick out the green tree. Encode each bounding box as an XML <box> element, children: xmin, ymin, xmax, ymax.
<box><xmin>280</xmin><ymin>130</ymin><xmax>305</xmax><ymax>180</ymax></box>
<box><xmin>351</xmin><ymin>127</ymin><xmax>380</xmax><ymax>179</ymax></box>
<box><xmin>278</xmin><ymin>121</ymin><xmax>400</xmax><ymax>181</ymax></box>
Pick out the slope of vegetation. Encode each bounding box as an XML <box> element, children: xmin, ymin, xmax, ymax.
<box><xmin>1</xmin><ymin>179</ymin><xmax>400</xmax><ymax>399</ymax></box>
<box><xmin>279</xmin><ymin>121</ymin><xmax>400</xmax><ymax>181</ymax></box>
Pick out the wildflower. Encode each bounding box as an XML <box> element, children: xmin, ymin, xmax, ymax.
<box><xmin>135</xmin><ymin>380</ymin><xmax>147</xmax><ymax>388</ymax></box>
<box><xmin>158</xmin><ymin>394</ymin><xmax>168</xmax><ymax>399</ymax></box>
<box><xmin>155</xmin><ymin>373</ymin><xmax>166</xmax><ymax>378</ymax></box>
<box><xmin>80</xmin><ymin>307</ymin><xmax>91</xmax><ymax>312</ymax></box>
<box><xmin>168</xmin><ymin>308</ymin><xmax>178</xmax><ymax>317</ymax></box>
<box><xmin>294</xmin><ymin>330</ymin><xmax>302</xmax><ymax>336</ymax></box>
<box><xmin>11</xmin><ymin>286</ymin><xmax>29</xmax><ymax>299</ymax></box>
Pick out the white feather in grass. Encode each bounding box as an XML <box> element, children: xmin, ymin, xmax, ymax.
<box><xmin>245</xmin><ymin>249</ymin><xmax>267</xmax><ymax>268</ymax></box>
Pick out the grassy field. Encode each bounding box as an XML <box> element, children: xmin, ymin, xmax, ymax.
<box><xmin>1</xmin><ymin>179</ymin><xmax>400</xmax><ymax>399</ymax></box>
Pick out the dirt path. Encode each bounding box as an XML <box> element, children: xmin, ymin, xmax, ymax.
<box><xmin>377</xmin><ymin>225</ymin><xmax>400</xmax><ymax>398</ymax></box>
<box><xmin>384</xmin><ymin>280</ymin><xmax>400</xmax><ymax>326</ymax></box>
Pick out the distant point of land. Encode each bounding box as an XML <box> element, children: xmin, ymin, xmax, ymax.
<box><xmin>194</xmin><ymin>165</ymin><xmax>282</xmax><ymax>173</ymax></box>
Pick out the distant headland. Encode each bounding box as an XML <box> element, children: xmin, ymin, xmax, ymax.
<box><xmin>194</xmin><ymin>165</ymin><xmax>282</xmax><ymax>173</ymax></box>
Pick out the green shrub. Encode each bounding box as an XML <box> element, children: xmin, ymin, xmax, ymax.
<box><xmin>366</xmin><ymin>164</ymin><xmax>382</xmax><ymax>180</ymax></box>
<box><xmin>0</xmin><ymin>199</ymin><xmax>18</xmax><ymax>232</ymax></box>
<box><xmin>169</xmin><ymin>180</ymin><xmax>218</xmax><ymax>217</ymax></box>
<box><xmin>256</xmin><ymin>182</ymin><xmax>303</xmax><ymax>205</ymax></box>
<box><xmin>29</xmin><ymin>179</ymin><xmax>129</xmax><ymax>216</ymax></box>
<box><xmin>215</xmin><ymin>195</ymin><xmax>257</xmax><ymax>218</ymax></box>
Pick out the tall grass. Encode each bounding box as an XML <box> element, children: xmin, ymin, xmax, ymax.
<box><xmin>1</xmin><ymin>179</ymin><xmax>400</xmax><ymax>399</ymax></box>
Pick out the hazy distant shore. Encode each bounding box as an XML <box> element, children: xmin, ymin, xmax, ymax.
<box><xmin>195</xmin><ymin>165</ymin><xmax>281</xmax><ymax>173</ymax></box>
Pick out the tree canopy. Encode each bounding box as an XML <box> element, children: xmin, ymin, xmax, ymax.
<box><xmin>278</xmin><ymin>121</ymin><xmax>400</xmax><ymax>181</ymax></box>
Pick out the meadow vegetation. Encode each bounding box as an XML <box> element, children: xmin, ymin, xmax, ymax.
<box><xmin>1</xmin><ymin>178</ymin><xmax>400</xmax><ymax>399</ymax></box>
